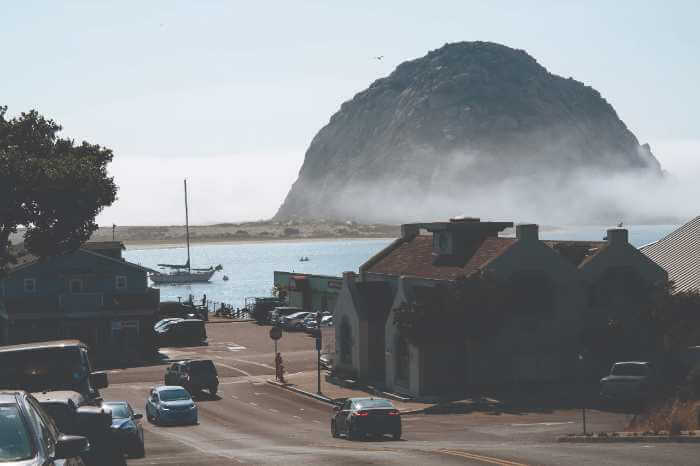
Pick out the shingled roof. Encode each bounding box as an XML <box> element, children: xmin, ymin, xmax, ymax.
<box><xmin>364</xmin><ymin>234</ymin><xmax>516</xmax><ymax>280</ymax></box>
<box><xmin>641</xmin><ymin>216</ymin><xmax>700</xmax><ymax>293</ymax></box>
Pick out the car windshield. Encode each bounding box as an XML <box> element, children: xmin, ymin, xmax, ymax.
<box><xmin>611</xmin><ymin>364</ymin><xmax>649</xmax><ymax>376</ymax></box>
<box><xmin>0</xmin><ymin>348</ymin><xmax>89</xmax><ymax>393</ymax></box>
<box><xmin>104</xmin><ymin>403</ymin><xmax>130</xmax><ymax>419</ymax></box>
<box><xmin>188</xmin><ymin>360</ymin><xmax>217</xmax><ymax>375</ymax></box>
<box><xmin>0</xmin><ymin>404</ymin><xmax>33</xmax><ymax>462</ymax></box>
<box><xmin>159</xmin><ymin>389</ymin><xmax>190</xmax><ymax>402</ymax></box>
<box><xmin>354</xmin><ymin>399</ymin><xmax>394</xmax><ymax>409</ymax></box>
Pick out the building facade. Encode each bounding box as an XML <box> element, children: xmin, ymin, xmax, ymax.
<box><xmin>273</xmin><ymin>271</ymin><xmax>342</xmax><ymax>313</ymax></box>
<box><xmin>0</xmin><ymin>242</ymin><xmax>159</xmax><ymax>363</ymax></box>
<box><xmin>333</xmin><ymin>218</ymin><xmax>668</xmax><ymax>397</ymax></box>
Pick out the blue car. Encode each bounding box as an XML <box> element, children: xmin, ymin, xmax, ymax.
<box><xmin>103</xmin><ymin>401</ymin><xmax>145</xmax><ymax>457</ymax></box>
<box><xmin>145</xmin><ymin>386</ymin><xmax>198</xmax><ymax>426</ymax></box>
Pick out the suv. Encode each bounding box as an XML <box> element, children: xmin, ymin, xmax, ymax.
<box><xmin>0</xmin><ymin>340</ymin><xmax>108</xmax><ymax>403</ymax></box>
<box><xmin>156</xmin><ymin>319</ymin><xmax>207</xmax><ymax>346</ymax></box>
<box><xmin>0</xmin><ymin>390</ymin><xmax>88</xmax><ymax>465</ymax></box>
<box><xmin>164</xmin><ymin>360</ymin><xmax>219</xmax><ymax>396</ymax></box>
<box><xmin>279</xmin><ymin>311</ymin><xmax>312</xmax><ymax>330</ymax></box>
<box><xmin>600</xmin><ymin>361</ymin><xmax>656</xmax><ymax>403</ymax></box>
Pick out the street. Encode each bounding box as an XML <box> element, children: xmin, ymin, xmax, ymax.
<box><xmin>101</xmin><ymin>322</ymin><xmax>700</xmax><ymax>465</ymax></box>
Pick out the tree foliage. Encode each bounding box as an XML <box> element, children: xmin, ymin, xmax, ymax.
<box><xmin>0</xmin><ymin>107</ymin><xmax>117</xmax><ymax>275</ymax></box>
<box><xmin>393</xmin><ymin>271</ymin><xmax>554</xmax><ymax>345</ymax></box>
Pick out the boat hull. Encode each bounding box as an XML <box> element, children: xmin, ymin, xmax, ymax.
<box><xmin>151</xmin><ymin>269</ymin><xmax>215</xmax><ymax>284</ymax></box>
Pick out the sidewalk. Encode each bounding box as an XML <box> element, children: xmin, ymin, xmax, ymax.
<box><xmin>269</xmin><ymin>370</ymin><xmax>428</xmax><ymax>413</ymax></box>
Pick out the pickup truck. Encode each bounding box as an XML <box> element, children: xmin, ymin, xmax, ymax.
<box><xmin>600</xmin><ymin>361</ymin><xmax>656</xmax><ymax>403</ymax></box>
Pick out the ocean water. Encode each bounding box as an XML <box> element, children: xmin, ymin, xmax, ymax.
<box><xmin>125</xmin><ymin>225</ymin><xmax>679</xmax><ymax>307</ymax></box>
<box><xmin>124</xmin><ymin>239</ymin><xmax>393</xmax><ymax>308</ymax></box>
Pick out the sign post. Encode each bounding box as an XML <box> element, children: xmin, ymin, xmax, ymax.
<box><xmin>316</xmin><ymin>312</ymin><xmax>322</xmax><ymax>394</ymax></box>
<box><xmin>270</xmin><ymin>327</ymin><xmax>283</xmax><ymax>381</ymax></box>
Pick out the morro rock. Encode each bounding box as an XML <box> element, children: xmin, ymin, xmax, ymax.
<box><xmin>275</xmin><ymin>41</ymin><xmax>662</xmax><ymax>224</ymax></box>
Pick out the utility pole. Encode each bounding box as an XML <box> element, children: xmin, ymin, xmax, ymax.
<box><xmin>316</xmin><ymin>312</ymin><xmax>322</xmax><ymax>394</ymax></box>
<box><xmin>579</xmin><ymin>353</ymin><xmax>587</xmax><ymax>435</ymax></box>
<box><xmin>112</xmin><ymin>224</ymin><xmax>116</xmax><ymax>241</ymax></box>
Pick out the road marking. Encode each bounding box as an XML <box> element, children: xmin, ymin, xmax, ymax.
<box><xmin>231</xmin><ymin>395</ymin><xmax>238</xmax><ymax>400</ymax></box>
<box><xmin>312</xmin><ymin>420</ymin><xmax>321</xmax><ymax>423</ymax></box>
<box><xmin>510</xmin><ymin>421</ymin><xmax>574</xmax><ymax>427</ymax></box>
<box><xmin>249</xmin><ymin>402</ymin><xmax>258</xmax><ymax>407</ymax></box>
<box><xmin>293</xmin><ymin>415</ymin><xmax>302</xmax><ymax>419</ymax></box>
<box><xmin>227</xmin><ymin>345</ymin><xmax>246</xmax><ymax>352</ymax></box>
<box><xmin>437</xmin><ymin>449</ymin><xmax>527</xmax><ymax>466</ymax></box>
<box><xmin>269</xmin><ymin>408</ymin><xmax>279</xmax><ymax>413</ymax></box>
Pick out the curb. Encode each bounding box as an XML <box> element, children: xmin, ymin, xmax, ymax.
<box><xmin>266</xmin><ymin>380</ymin><xmax>426</xmax><ymax>414</ymax></box>
<box><xmin>558</xmin><ymin>434</ymin><xmax>700</xmax><ymax>443</ymax></box>
<box><xmin>266</xmin><ymin>379</ymin><xmax>334</xmax><ymax>404</ymax></box>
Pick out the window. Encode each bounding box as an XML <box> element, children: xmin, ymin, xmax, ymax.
<box><xmin>23</xmin><ymin>278</ymin><xmax>36</xmax><ymax>293</ymax></box>
<box><xmin>69</xmin><ymin>279</ymin><xmax>83</xmax><ymax>293</ymax></box>
<box><xmin>0</xmin><ymin>404</ymin><xmax>33</xmax><ymax>461</ymax></box>
<box><xmin>115</xmin><ymin>275</ymin><xmax>127</xmax><ymax>290</ymax></box>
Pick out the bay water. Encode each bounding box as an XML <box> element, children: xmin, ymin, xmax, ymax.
<box><xmin>125</xmin><ymin>224</ymin><xmax>679</xmax><ymax>307</ymax></box>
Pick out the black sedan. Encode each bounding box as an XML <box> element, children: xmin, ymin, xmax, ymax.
<box><xmin>103</xmin><ymin>401</ymin><xmax>145</xmax><ymax>458</ymax></box>
<box><xmin>331</xmin><ymin>397</ymin><xmax>401</xmax><ymax>440</ymax></box>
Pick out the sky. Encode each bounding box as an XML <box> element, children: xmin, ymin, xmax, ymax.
<box><xmin>2</xmin><ymin>1</ymin><xmax>699</xmax><ymax>226</ymax></box>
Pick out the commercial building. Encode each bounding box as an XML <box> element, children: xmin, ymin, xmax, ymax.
<box><xmin>273</xmin><ymin>271</ymin><xmax>342</xmax><ymax>313</ymax></box>
<box><xmin>0</xmin><ymin>241</ymin><xmax>159</xmax><ymax>363</ymax></box>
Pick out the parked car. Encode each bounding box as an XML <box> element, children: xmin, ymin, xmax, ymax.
<box><xmin>331</xmin><ymin>397</ymin><xmax>401</xmax><ymax>440</ymax></box>
<box><xmin>156</xmin><ymin>319</ymin><xmax>207</xmax><ymax>346</ymax></box>
<box><xmin>304</xmin><ymin>315</ymin><xmax>333</xmax><ymax>333</ymax></box>
<box><xmin>102</xmin><ymin>401</ymin><xmax>145</xmax><ymax>458</ymax></box>
<box><xmin>0</xmin><ymin>390</ymin><xmax>88</xmax><ymax>465</ymax></box>
<box><xmin>145</xmin><ymin>386</ymin><xmax>198</xmax><ymax>426</ymax></box>
<box><xmin>600</xmin><ymin>361</ymin><xmax>657</xmax><ymax>403</ymax></box>
<box><xmin>154</xmin><ymin>318</ymin><xmax>183</xmax><ymax>331</ymax></box>
<box><xmin>270</xmin><ymin>306</ymin><xmax>304</xmax><ymax>325</ymax></box>
<box><xmin>279</xmin><ymin>311</ymin><xmax>312</xmax><ymax>330</ymax></box>
<box><xmin>164</xmin><ymin>360</ymin><xmax>219</xmax><ymax>396</ymax></box>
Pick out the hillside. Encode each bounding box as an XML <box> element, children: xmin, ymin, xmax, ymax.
<box><xmin>275</xmin><ymin>41</ymin><xmax>662</xmax><ymax>224</ymax></box>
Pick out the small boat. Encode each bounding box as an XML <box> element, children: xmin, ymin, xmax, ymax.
<box><xmin>299</xmin><ymin>256</ymin><xmax>310</xmax><ymax>262</ymax></box>
<box><xmin>222</xmin><ymin>275</ymin><xmax>229</xmax><ymax>281</ymax></box>
<box><xmin>150</xmin><ymin>180</ymin><xmax>222</xmax><ymax>285</ymax></box>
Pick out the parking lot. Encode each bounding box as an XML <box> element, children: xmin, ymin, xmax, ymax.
<box><xmin>101</xmin><ymin>322</ymin><xmax>700</xmax><ymax>465</ymax></box>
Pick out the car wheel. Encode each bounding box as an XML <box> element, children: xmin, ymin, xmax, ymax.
<box><xmin>347</xmin><ymin>423</ymin><xmax>359</xmax><ymax>441</ymax></box>
<box><xmin>331</xmin><ymin>420</ymin><xmax>339</xmax><ymax>438</ymax></box>
<box><xmin>132</xmin><ymin>442</ymin><xmax>145</xmax><ymax>458</ymax></box>
<box><xmin>392</xmin><ymin>430</ymin><xmax>401</xmax><ymax>441</ymax></box>
<box><xmin>209</xmin><ymin>385</ymin><xmax>218</xmax><ymax>396</ymax></box>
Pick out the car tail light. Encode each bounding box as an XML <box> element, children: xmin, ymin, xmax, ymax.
<box><xmin>388</xmin><ymin>410</ymin><xmax>400</xmax><ymax>416</ymax></box>
<box><xmin>353</xmin><ymin>410</ymin><xmax>369</xmax><ymax>417</ymax></box>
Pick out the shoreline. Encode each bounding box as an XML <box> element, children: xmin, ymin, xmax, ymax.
<box><xmin>123</xmin><ymin>236</ymin><xmax>397</xmax><ymax>250</ymax></box>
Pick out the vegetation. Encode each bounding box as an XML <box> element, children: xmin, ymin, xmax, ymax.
<box><xmin>393</xmin><ymin>271</ymin><xmax>553</xmax><ymax>345</ymax></box>
<box><xmin>0</xmin><ymin>107</ymin><xmax>117</xmax><ymax>275</ymax></box>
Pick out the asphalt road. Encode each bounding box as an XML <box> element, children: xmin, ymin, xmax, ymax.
<box><xmin>99</xmin><ymin>322</ymin><xmax>700</xmax><ymax>465</ymax></box>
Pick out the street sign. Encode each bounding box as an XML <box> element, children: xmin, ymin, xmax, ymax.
<box><xmin>269</xmin><ymin>327</ymin><xmax>282</xmax><ymax>340</ymax></box>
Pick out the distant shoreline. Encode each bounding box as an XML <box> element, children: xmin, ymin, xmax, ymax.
<box><xmin>124</xmin><ymin>236</ymin><xmax>397</xmax><ymax>250</ymax></box>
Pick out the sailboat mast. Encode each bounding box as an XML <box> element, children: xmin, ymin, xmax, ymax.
<box><xmin>184</xmin><ymin>179</ymin><xmax>191</xmax><ymax>273</ymax></box>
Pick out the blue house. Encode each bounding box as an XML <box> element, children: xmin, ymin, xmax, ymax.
<box><xmin>0</xmin><ymin>241</ymin><xmax>159</xmax><ymax>362</ymax></box>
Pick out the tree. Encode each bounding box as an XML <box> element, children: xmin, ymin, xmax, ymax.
<box><xmin>0</xmin><ymin>106</ymin><xmax>117</xmax><ymax>275</ymax></box>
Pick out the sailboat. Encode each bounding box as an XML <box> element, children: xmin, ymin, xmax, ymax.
<box><xmin>150</xmin><ymin>179</ymin><xmax>221</xmax><ymax>285</ymax></box>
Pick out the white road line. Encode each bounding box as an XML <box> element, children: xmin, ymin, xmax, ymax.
<box><xmin>293</xmin><ymin>415</ymin><xmax>302</xmax><ymax>419</ymax></box>
<box><xmin>312</xmin><ymin>420</ymin><xmax>321</xmax><ymax>423</ymax></box>
<box><xmin>510</xmin><ymin>421</ymin><xmax>574</xmax><ymax>426</ymax></box>
<box><xmin>269</xmin><ymin>408</ymin><xmax>279</xmax><ymax>413</ymax></box>
<box><xmin>231</xmin><ymin>395</ymin><xmax>238</xmax><ymax>400</ymax></box>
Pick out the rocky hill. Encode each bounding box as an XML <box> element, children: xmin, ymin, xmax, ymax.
<box><xmin>275</xmin><ymin>41</ymin><xmax>662</xmax><ymax>224</ymax></box>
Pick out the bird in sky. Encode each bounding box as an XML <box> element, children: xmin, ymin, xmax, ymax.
<box><xmin>373</xmin><ymin>55</ymin><xmax>384</xmax><ymax>60</ymax></box>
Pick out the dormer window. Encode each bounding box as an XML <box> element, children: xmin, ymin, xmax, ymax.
<box><xmin>23</xmin><ymin>278</ymin><xmax>36</xmax><ymax>293</ymax></box>
<box><xmin>433</xmin><ymin>231</ymin><xmax>453</xmax><ymax>254</ymax></box>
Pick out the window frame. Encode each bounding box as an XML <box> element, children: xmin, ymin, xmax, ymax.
<box><xmin>23</xmin><ymin>278</ymin><xmax>36</xmax><ymax>293</ymax></box>
<box><xmin>69</xmin><ymin>278</ymin><xmax>83</xmax><ymax>294</ymax></box>
<box><xmin>115</xmin><ymin>275</ymin><xmax>128</xmax><ymax>290</ymax></box>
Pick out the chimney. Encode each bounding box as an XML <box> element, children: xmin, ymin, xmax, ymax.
<box><xmin>401</xmin><ymin>224</ymin><xmax>420</xmax><ymax>239</ymax></box>
<box><xmin>516</xmin><ymin>223</ymin><xmax>539</xmax><ymax>242</ymax></box>
<box><xmin>606</xmin><ymin>228</ymin><xmax>628</xmax><ymax>246</ymax></box>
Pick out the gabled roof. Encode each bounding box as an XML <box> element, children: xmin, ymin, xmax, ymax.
<box><xmin>364</xmin><ymin>234</ymin><xmax>517</xmax><ymax>281</ymax></box>
<box><xmin>544</xmin><ymin>240</ymin><xmax>607</xmax><ymax>268</ymax></box>
<box><xmin>3</xmin><ymin>245</ymin><xmax>154</xmax><ymax>275</ymax></box>
<box><xmin>641</xmin><ymin>216</ymin><xmax>700</xmax><ymax>293</ymax></box>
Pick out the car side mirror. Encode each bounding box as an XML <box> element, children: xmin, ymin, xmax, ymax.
<box><xmin>90</xmin><ymin>371</ymin><xmax>108</xmax><ymax>389</ymax></box>
<box><xmin>133</xmin><ymin>413</ymin><xmax>143</xmax><ymax>420</ymax></box>
<box><xmin>54</xmin><ymin>434</ymin><xmax>89</xmax><ymax>459</ymax></box>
